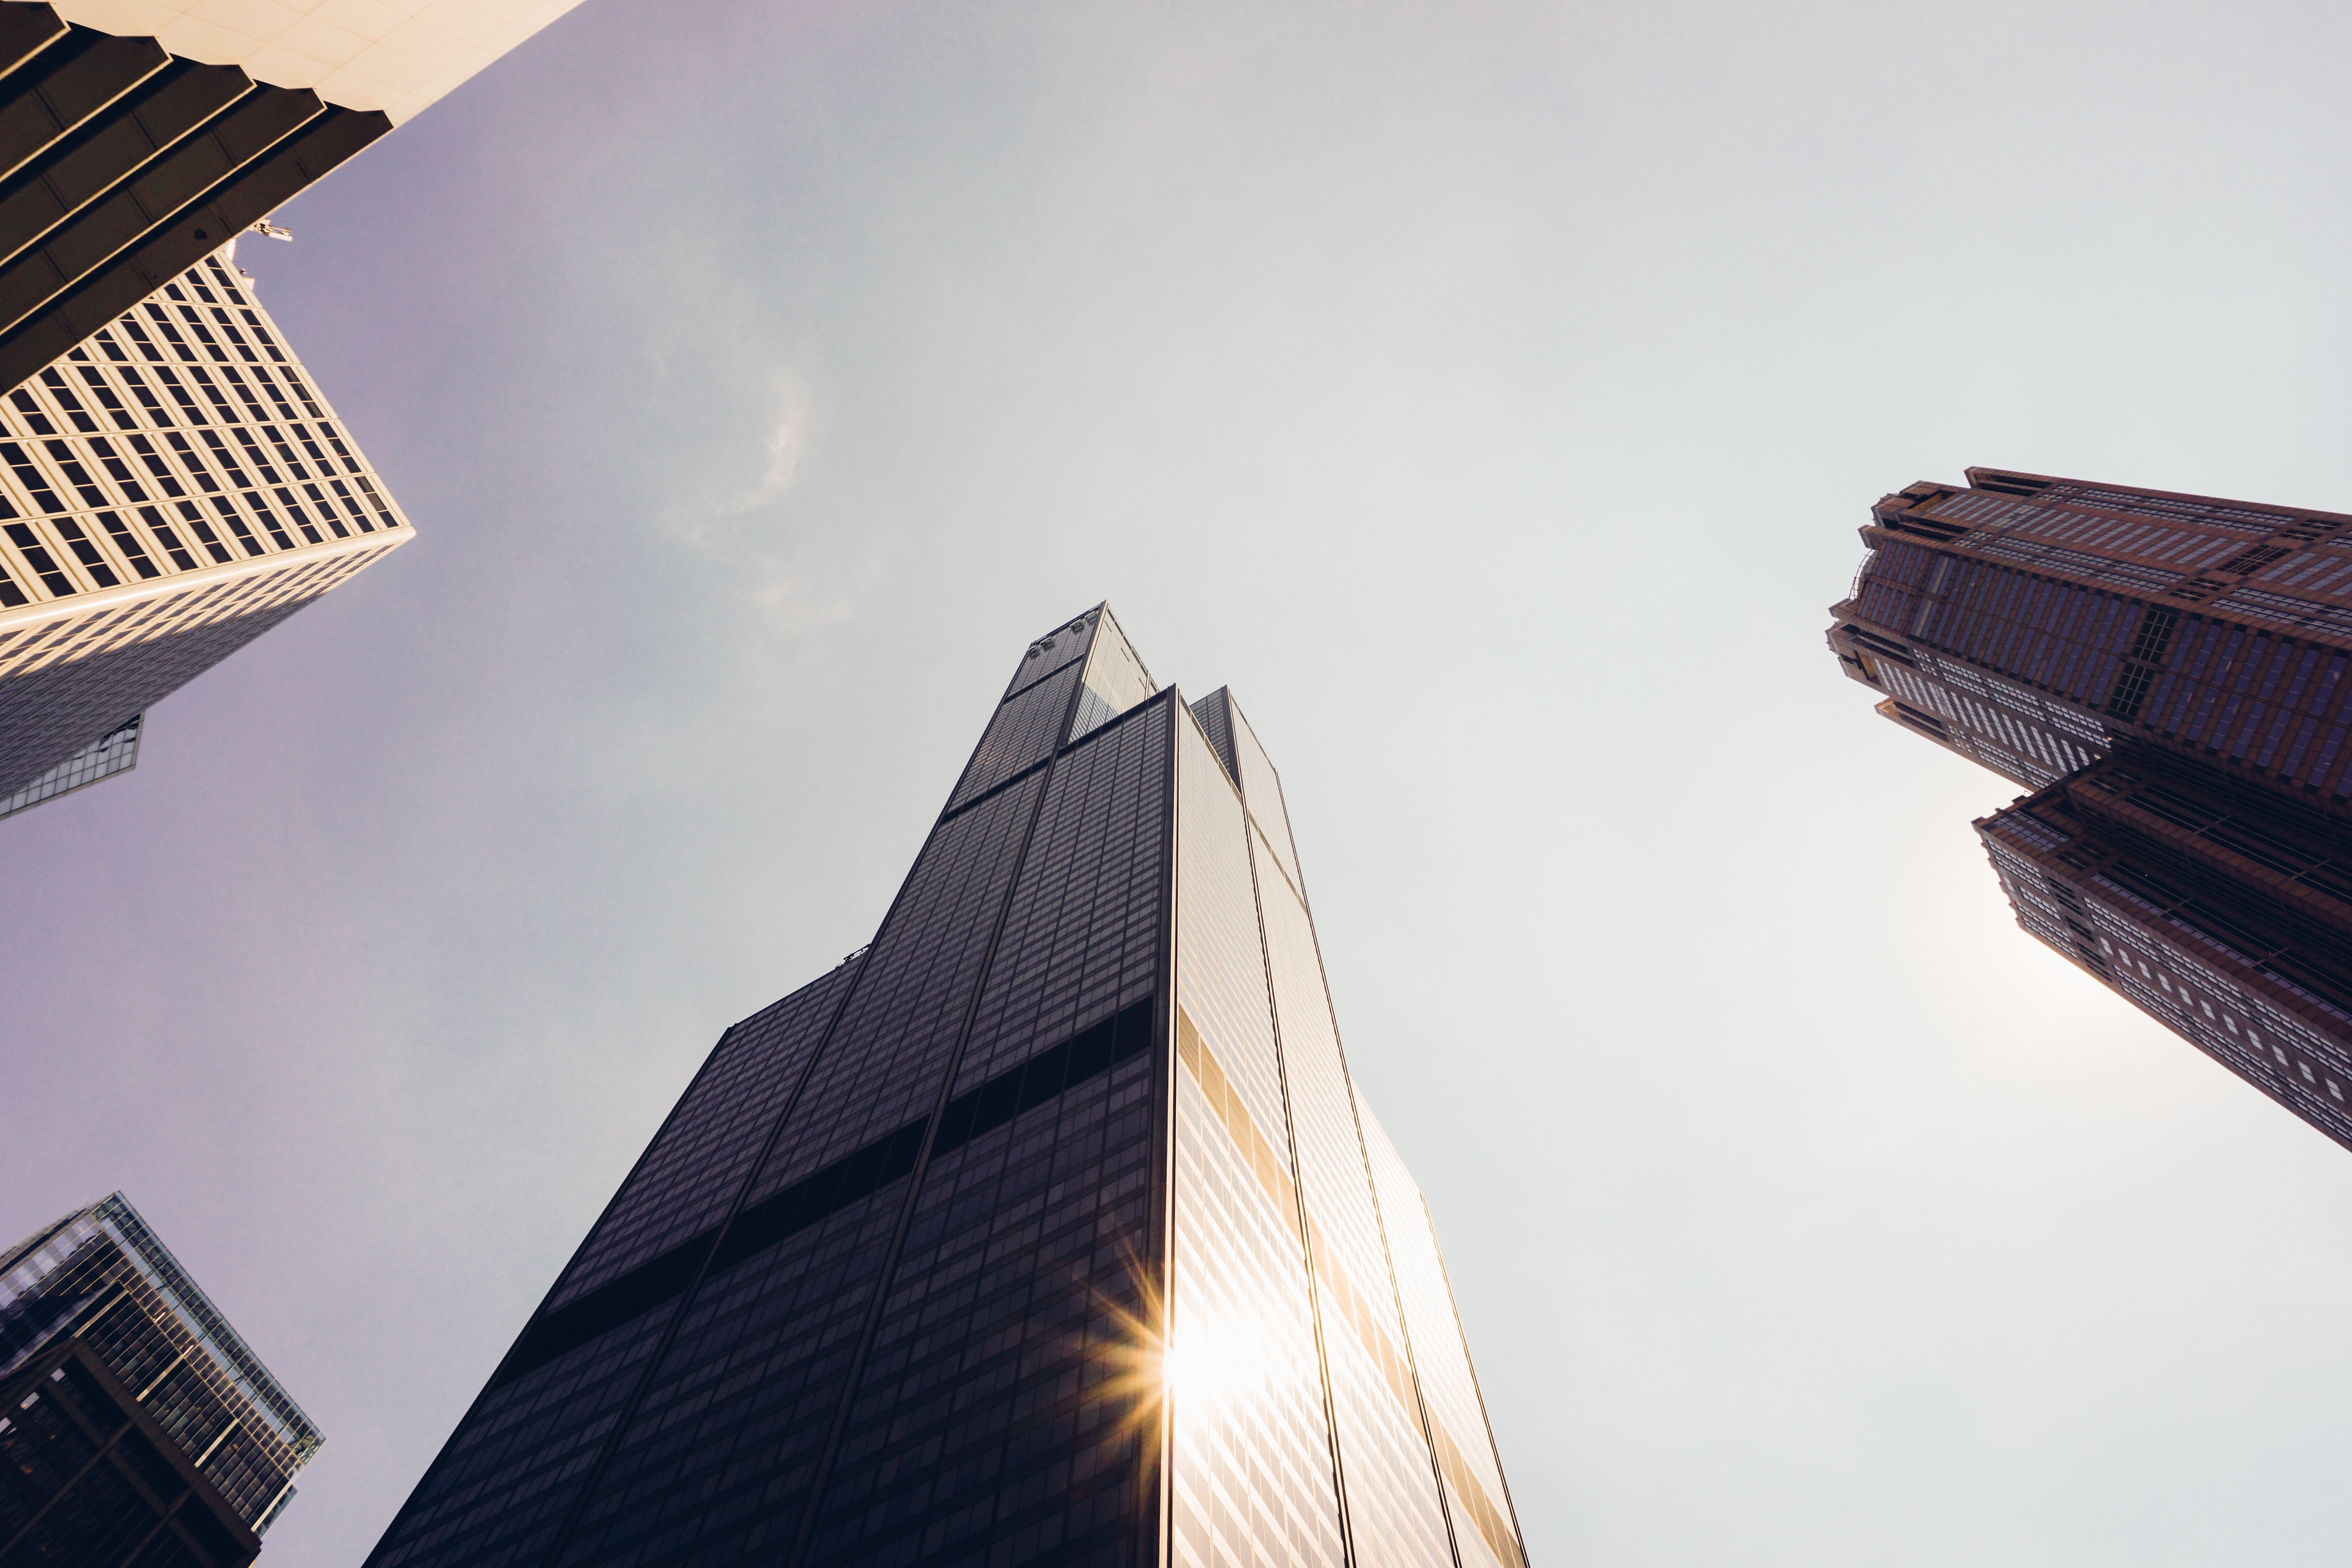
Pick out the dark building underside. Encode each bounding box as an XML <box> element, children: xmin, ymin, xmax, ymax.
<box><xmin>0</xmin><ymin>3</ymin><xmax>389</xmax><ymax>393</ymax></box>
<box><xmin>0</xmin><ymin>1336</ymin><xmax>261</xmax><ymax>1568</ymax></box>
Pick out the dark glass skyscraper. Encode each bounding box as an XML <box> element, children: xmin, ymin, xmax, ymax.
<box><xmin>368</xmin><ymin>607</ymin><xmax>1527</xmax><ymax>1568</ymax></box>
<box><xmin>1831</xmin><ymin>469</ymin><xmax>2352</xmax><ymax>1150</ymax></box>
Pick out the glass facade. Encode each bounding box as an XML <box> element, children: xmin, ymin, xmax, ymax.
<box><xmin>1168</xmin><ymin>710</ymin><xmax>1343</xmax><ymax>1568</ymax></box>
<box><xmin>368</xmin><ymin>606</ymin><xmax>1528</xmax><ymax>1568</ymax></box>
<box><xmin>1831</xmin><ymin>469</ymin><xmax>2352</xmax><ymax>1154</ymax></box>
<box><xmin>0</xmin><ymin>1192</ymin><xmax>323</xmax><ymax>1565</ymax></box>
<box><xmin>0</xmin><ymin>708</ymin><xmax>139</xmax><ymax>818</ymax></box>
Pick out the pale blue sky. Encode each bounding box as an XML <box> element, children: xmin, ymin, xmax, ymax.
<box><xmin>8</xmin><ymin>1</ymin><xmax>2352</xmax><ymax>1563</ymax></box>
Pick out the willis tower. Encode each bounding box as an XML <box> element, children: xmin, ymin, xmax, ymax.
<box><xmin>368</xmin><ymin>606</ymin><xmax>1528</xmax><ymax>1568</ymax></box>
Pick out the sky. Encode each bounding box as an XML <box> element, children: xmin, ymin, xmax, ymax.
<box><xmin>9</xmin><ymin>0</ymin><xmax>2352</xmax><ymax>1563</ymax></box>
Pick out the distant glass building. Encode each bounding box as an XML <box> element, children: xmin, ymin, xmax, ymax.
<box><xmin>0</xmin><ymin>1191</ymin><xmax>323</xmax><ymax>1566</ymax></box>
<box><xmin>367</xmin><ymin>607</ymin><xmax>1528</xmax><ymax>1568</ymax></box>
<box><xmin>0</xmin><ymin>707</ymin><xmax>136</xmax><ymax>815</ymax></box>
<box><xmin>1831</xmin><ymin>468</ymin><xmax>2352</xmax><ymax>1150</ymax></box>
<box><xmin>0</xmin><ymin>241</ymin><xmax>411</xmax><ymax>818</ymax></box>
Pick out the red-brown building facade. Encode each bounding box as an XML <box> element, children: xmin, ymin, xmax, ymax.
<box><xmin>1831</xmin><ymin>468</ymin><xmax>2352</xmax><ymax>1150</ymax></box>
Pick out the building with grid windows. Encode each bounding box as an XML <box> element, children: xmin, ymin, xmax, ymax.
<box><xmin>0</xmin><ymin>0</ymin><xmax>587</xmax><ymax>390</ymax></box>
<box><xmin>0</xmin><ymin>1191</ymin><xmax>324</xmax><ymax>1566</ymax></box>
<box><xmin>366</xmin><ymin>606</ymin><xmax>1528</xmax><ymax>1568</ymax></box>
<box><xmin>1831</xmin><ymin>468</ymin><xmax>2352</xmax><ymax>1151</ymax></box>
<box><xmin>0</xmin><ymin>239</ymin><xmax>410</xmax><ymax>817</ymax></box>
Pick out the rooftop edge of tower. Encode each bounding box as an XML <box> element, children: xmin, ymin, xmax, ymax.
<box><xmin>1865</xmin><ymin>468</ymin><xmax>2352</xmax><ymax>544</ymax></box>
<box><xmin>1183</xmin><ymin>684</ymin><xmax>1307</xmax><ymax>901</ymax></box>
<box><xmin>42</xmin><ymin>0</ymin><xmax>594</xmax><ymax>125</ymax></box>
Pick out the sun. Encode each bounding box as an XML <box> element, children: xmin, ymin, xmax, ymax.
<box><xmin>1078</xmin><ymin>1238</ymin><xmax>1281</xmax><ymax>1445</ymax></box>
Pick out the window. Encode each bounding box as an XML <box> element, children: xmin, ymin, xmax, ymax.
<box><xmin>95</xmin><ymin>511</ymin><xmax>157</xmax><ymax>579</ymax></box>
<box><xmin>232</xmin><ymin>428</ymin><xmax>279</xmax><ymax>482</ymax></box>
<box><xmin>2</xmin><ymin>523</ymin><xmax>75</xmax><ymax>595</ymax></box>
<box><xmin>115</xmin><ymin>317</ymin><xmax>163</xmax><ymax>362</ymax></box>
<box><xmin>7</xmin><ymin>390</ymin><xmax>54</xmax><ymax>436</ymax></box>
<box><xmin>50</xmin><ymin>518</ymin><xmax>117</xmax><ymax>586</ymax></box>
<box><xmin>137</xmin><ymin>505</ymin><xmax>197</xmax><ymax>572</ymax></box>
<box><xmin>0</xmin><ymin>443</ymin><xmax>64</xmax><ymax>513</ymax></box>
<box><xmin>209</xmin><ymin>496</ymin><xmax>260</xmax><ymax>555</ymax></box>
<box><xmin>241</xmin><ymin>493</ymin><xmax>293</xmax><ymax>550</ymax></box>
<box><xmin>76</xmin><ymin>368</ymin><xmax>137</xmax><ymax>430</ymax></box>
<box><xmin>162</xmin><ymin>433</ymin><xmax>219</xmax><ymax>493</ymax></box>
<box><xmin>116</xmin><ymin>369</ymin><xmax>169</xmax><ymax>425</ymax></box>
<box><xmin>199</xmin><ymin>430</ymin><xmax>249</xmax><ymax>485</ymax></box>
<box><xmin>177</xmin><ymin>499</ymin><xmax>232</xmax><ymax>563</ymax></box>
<box><xmin>38</xmin><ymin>368</ymin><xmax>97</xmax><ymax>434</ymax></box>
<box><xmin>151</xmin><ymin>368</ymin><xmax>206</xmax><ymax>423</ymax></box>
<box><xmin>87</xmin><ymin>439</ymin><xmax>150</xmax><ymax>500</ymax></box>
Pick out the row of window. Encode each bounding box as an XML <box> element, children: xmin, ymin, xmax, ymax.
<box><xmin>1926</xmin><ymin>490</ymin><xmax>2029</xmax><ymax>527</ymax></box>
<box><xmin>1945</xmin><ymin>728</ymin><xmax>2062</xmax><ymax>790</ymax></box>
<box><xmin>180</xmin><ymin>256</ymin><xmax>258</xmax><ymax>310</ymax></box>
<box><xmin>1986</xmin><ymin>825</ymin><xmax>2352</xmax><ymax>1138</ymax></box>
<box><xmin>2216</xmin><ymin>584</ymin><xmax>2352</xmax><ymax>641</ymax></box>
<box><xmin>1962</xmin><ymin>530</ymin><xmax>2184</xmax><ymax>600</ymax></box>
<box><xmin>2100</xmin><ymin>925</ymin><xmax>2352</xmax><ymax>1111</ymax></box>
<box><xmin>3</xmin><ymin>423</ymin><xmax>367</xmax><ymax>511</ymax></box>
<box><xmin>0</xmin><ymin>545</ymin><xmax>387</xmax><ymax>682</ymax></box>
<box><xmin>0</xmin><ymin>488</ymin><xmax>380</xmax><ymax>604</ymax></box>
<box><xmin>1982</xmin><ymin>508</ymin><xmax>2243</xmax><ymax>574</ymax></box>
<box><xmin>136</xmin><ymin>285</ymin><xmax>290</xmax><ymax>368</ymax></box>
<box><xmin>2247</xmin><ymin>540</ymin><xmax>2352</xmax><ymax>598</ymax></box>
<box><xmin>1881</xmin><ymin>662</ymin><xmax>2092</xmax><ymax>780</ymax></box>
<box><xmin>0</xmin><ymin>714</ymin><xmax>138</xmax><ymax>820</ymax></box>
<box><xmin>1911</xmin><ymin>554</ymin><xmax>2138</xmax><ymax>707</ymax></box>
<box><xmin>2038</xmin><ymin>484</ymin><xmax>2299</xmax><ymax>537</ymax></box>
<box><xmin>1920</xmin><ymin>650</ymin><xmax>2111</xmax><ymax>746</ymax></box>
<box><xmin>9</xmin><ymin>347</ymin><xmax>324</xmax><ymax>439</ymax></box>
<box><xmin>1858</xmin><ymin>537</ymin><xmax>2142</xmax><ymax>712</ymax></box>
<box><xmin>2129</xmin><ymin>618</ymin><xmax>2352</xmax><ymax>793</ymax></box>
<box><xmin>1865</xmin><ymin>537</ymin><xmax>2352</xmax><ymax>799</ymax></box>
<box><xmin>2079</xmin><ymin>860</ymin><xmax>2352</xmax><ymax>1114</ymax></box>
<box><xmin>0</xmin><ymin>434</ymin><xmax>396</xmax><ymax>603</ymax></box>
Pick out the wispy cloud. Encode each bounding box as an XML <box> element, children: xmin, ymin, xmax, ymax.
<box><xmin>724</xmin><ymin>381</ymin><xmax>811</xmax><ymax>515</ymax></box>
<box><xmin>666</xmin><ymin>375</ymin><xmax>887</xmax><ymax>636</ymax></box>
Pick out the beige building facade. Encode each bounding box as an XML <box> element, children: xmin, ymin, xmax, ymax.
<box><xmin>0</xmin><ymin>240</ymin><xmax>408</xmax><ymax>815</ymax></box>
<box><xmin>0</xmin><ymin>0</ymin><xmax>588</xmax><ymax>816</ymax></box>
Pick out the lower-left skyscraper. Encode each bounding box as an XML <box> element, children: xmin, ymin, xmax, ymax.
<box><xmin>0</xmin><ymin>237</ymin><xmax>410</xmax><ymax>819</ymax></box>
<box><xmin>0</xmin><ymin>1191</ymin><xmax>323</xmax><ymax>1566</ymax></box>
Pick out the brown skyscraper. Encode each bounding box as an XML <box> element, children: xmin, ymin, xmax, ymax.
<box><xmin>1831</xmin><ymin>468</ymin><xmax>2352</xmax><ymax>1151</ymax></box>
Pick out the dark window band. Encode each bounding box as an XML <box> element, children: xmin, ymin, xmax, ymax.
<box><xmin>491</xmin><ymin>996</ymin><xmax>1157</xmax><ymax>1389</ymax></box>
